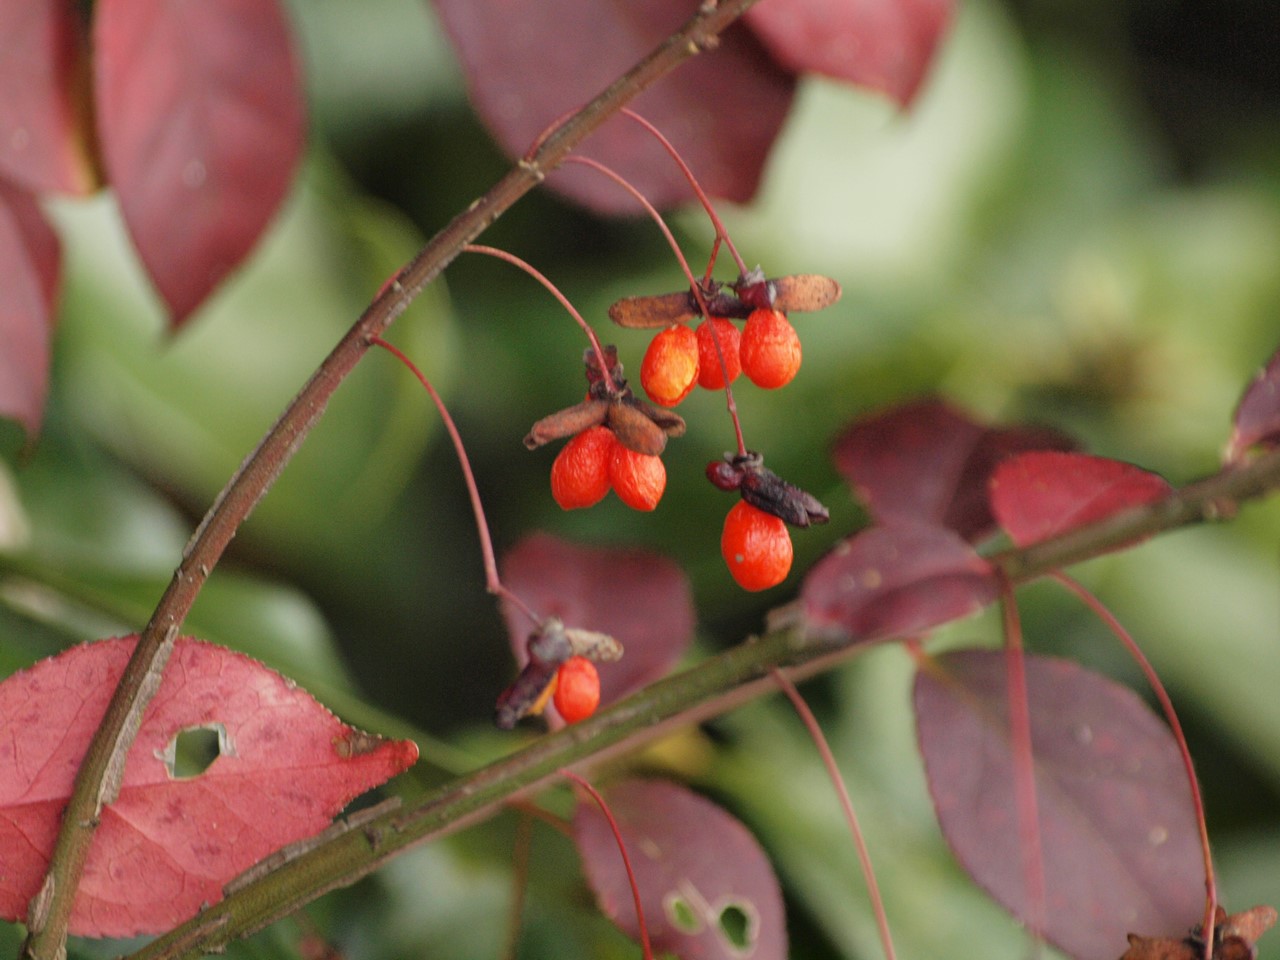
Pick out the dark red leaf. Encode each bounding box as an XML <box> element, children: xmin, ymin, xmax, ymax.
<box><xmin>93</xmin><ymin>0</ymin><xmax>305</xmax><ymax>325</ymax></box>
<box><xmin>0</xmin><ymin>0</ymin><xmax>93</xmax><ymax>193</ymax></box>
<box><xmin>800</xmin><ymin>524</ymin><xmax>998</xmax><ymax>642</ymax></box>
<box><xmin>0</xmin><ymin>636</ymin><xmax>417</xmax><ymax>937</ymax></box>
<box><xmin>0</xmin><ymin>180</ymin><xmax>60</xmax><ymax>437</ymax></box>
<box><xmin>431</xmin><ymin>0</ymin><xmax>794</xmax><ymax>214</ymax></box>
<box><xmin>1225</xmin><ymin>346</ymin><xmax>1280</xmax><ymax>464</ymax></box>
<box><xmin>573</xmin><ymin>779</ymin><xmax>785</xmax><ymax>960</ymax></box>
<box><xmin>500</xmin><ymin>534</ymin><xmax>693</xmax><ymax>719</ymax></box>
<box><xmin>745</xmin><ymin>0</ymin><xmax>953</xmax><ymax>106</ymax></box>
<box><xmin>914</xmin><ymin>650</ymin><xmax>1204</xmax><ymax>960</ymax></box>
<box><xmin>831</xmin><ymin>398</ymin><xmax>1076</xmax><ymax>543</ymax></box>
<box><xmin>990</xmin><ymin>451</ymin><xmax>1172</xmax><ymax>548</ymax></box>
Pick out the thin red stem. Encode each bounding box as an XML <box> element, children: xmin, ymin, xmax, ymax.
<box><xmin>500</xmin><ymin>813</ymin><xmax>535</xmax><ymax>960</ymax></box>
<box><xmin>369</xmin><ymin>337</ymin><xmax>540</xmax><ymax>626</ymax></box>
<box><xmin>999</xmin><ymin>578</ymin><xmax>1047</xmax><ymax>950</ymax></box>
<box><xmin>1052</xmin><ymin>573</ymin><xmax>1218</xmax><ymax>957</ymax></box>
<box><xmin>462</xmin><ymin>244</ymin><xmax>618</xmax><ymax>395</ymax></box>
<box><xmin>564</xmin><ymin>154</ymin><xmax>747</xmax><ymax>454</ymax></box>
<box><xmin>561</xmin><ymin>771</ymin><xmax>653</xmax><ymax>960</ymax></box>
<box><xmin>620</xmin><ymin>108</ymin><xmax>749</xmax><ymax>277</ymax></box>
<box><xmin>772</xmin><ymin>669</ymin><xmax>897</xmax><ymax>960</ymax></box>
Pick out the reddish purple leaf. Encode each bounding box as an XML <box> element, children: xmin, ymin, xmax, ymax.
<box><xmin>0</xmin><ymin>636</ymin><xmax>418</xmax><ymax>937</ymax></box>
<box><xmin>574</xmin><ymin>779</ymin><xmax>785</xmax><ymax>960</ymax></box>
<box><xmin>431</xmin><ymin>0</ymin><xmax>794</xmax><ymax>214</ymax></box>
<box><xmin>500</xmin><ymin>533</ymin><xmax>693</xmax><ymax>718</ymax></box>
<box><xmin>0</xmin><ymin>180</ymin><xmax>60</xmax><ymax>437</ymax></box>
<box><xmin>0</xmin><ymin>0</ymin><xmax>93</xmax><ymax>194</ymax></box>
<box><xmin>832</xmin><ymin>398</ymin><xmax>1076</xmax><ymax>543</ymax></box>
<box><xmin>990</xmin><ymin>451</ymin><xmax>1172</xmax><ymax>548</ymax></box>
<box><xmin>93</xmin><ymin>0</ymin><xmax>305</xmax><ymax>325</ymax></box>
<box><xmin>1225</xmin><ymin>345</ymin><xmax>1280</xmax><ymax>464</ymax></box>
<box><xmin>914</xmin><ymin>650</ymin><xmax>1204</xmax><ymax>960</ymax></box>
<box><xmin>801</xmin><ymin>523</ymin><xmax>998</xmax><ymax>642</ymax></box>
<box><xmin>745</xmin><ymin>0</ymin><xmax>953</xmax><ymax>106</ymax></box>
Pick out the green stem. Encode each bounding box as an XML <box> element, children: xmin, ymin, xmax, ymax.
<box><xmin>121</xmin><ymin>445</ymin><xmax>1280</xmax><ymax>960</ymax></box>
<box><xmin>19</xmin><ymin>3</ymin><xmax>764</xmax><ymax>958</ymax></box>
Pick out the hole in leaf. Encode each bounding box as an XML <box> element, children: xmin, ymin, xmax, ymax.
<box><xmin>664</xmin><ymin>894</ymin><xmax>702</xmax><ymax>934</ymax></box>
<box><xmin>162</xmin><ymin>724</ymin><xmax>229</xmax><ymax>779</ymax></box>
<box><xmin>717</xmin><ymin>901</ymin><xmax>756</xmax><ymax>952</ymax></box>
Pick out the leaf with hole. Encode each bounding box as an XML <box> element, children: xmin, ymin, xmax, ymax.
<box><xmin>500</xmin><ymin>534</ymin><xmax>693</xmax><ymax>721</ymax></box>
<box><xmin>0</xmin><ymin>636</ymin><xmax>418</xmax><ymax>936</ymax></box>
<box><xmin>914</xmin><ymin>650</ymin><xmax>1204</xmax><ymax>960</ymax></box>
<box><xmin>93</xmin><ymin>0</ymin><xmax>305</xmax><ymax>324</ymax></box>
<box><xmin>801</xmin><ymin>523</ymin><xmax>998</xmax><ymax>643</ymax></box>
<box><xmin>989</xmin><ymin>451</ymin><xmax>1172</xmax><ymax>549</ymax></box>
<box><xmin>831</xmin><ymin>398</ymin><xmax>1075</xmax><ymax>543</ymax></box>
<box><xmin>1225</xmin><ymin>344</ymin><xmax>1280</xmax><ymax>464</ymax></box>
<box><xmin>573</xmin><ymin>779</ymin><xmax>785</xmax><ymax>960</ymax></box>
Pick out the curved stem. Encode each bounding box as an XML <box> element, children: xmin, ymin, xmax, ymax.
<box><xmin>1052</xmin><ymin>572</ymin><xmax>1218</xmax><ymax>957</ymax></box>
<box><xmin>19</xmin><ymin>4</ymin><xmax>766</xmax><ymax>958</ymax></box>
<box><xmin>463</xmin><ymin>243</ymin><xmax>618</xmax><ymax>394</ymax></box>
<box><xmin>370</xmin><ymin>337</ymin><xmax>540</xmax><ymax>625</ymax></box>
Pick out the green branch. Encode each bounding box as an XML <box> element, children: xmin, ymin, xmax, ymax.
<box><xmin>124</xmin><ymin>446</ymin><xmax>1280</xmax><ymax>960</ymax></box>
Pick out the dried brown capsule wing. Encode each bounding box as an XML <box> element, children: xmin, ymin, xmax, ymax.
<box><xmin>627</xmin><ymin>397</ymin><xmax>686</xmax><ymax>437</ymax></box>
<box><xmin>772</xmin><ymin>274</ymin><xmax>842</xmax><ymax>313</ymax></box>
<box><xmin>524</xmin><ymin>398</ymin><xmax>609</xmax><ymax>449</ymax></box>
<box><xmin>607</xmin><ymin>291</ymin><xmax>699</xmax><ymax>328</ymax></box>
<box><xmin>606</xmin><ymin>401</ymin><xmax>669</xmax><ymax>456</ymax></box>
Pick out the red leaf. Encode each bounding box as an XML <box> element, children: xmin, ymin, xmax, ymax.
<box><xmin>1225</xmin><ymin>345</ymin><xmax>1280</xmax><ymax>464</ymax></box>
<box><xmin>431</xmin><ymin>0</ymin><xmax>795</xmax><ymax>214</ymax></box>
<box><xmin>831</xmin><ymin>398</ymin><xmax>1076</xmax><ymax>543</ymax></box>
<box><xmin>0</xmin><ymin>0</ymin><xmax>93</xmax><ymax>193</ymax></box>
<box><xmin>500</xmin><ymin>534</ymin><xmax>693</xmax><ymax>717</ymax></box>
<box><xmin>990</xmin><ymin>451</ymin><xmax>1172</xmax><ymax>548</ymax></box>
<box><xmin>0</xmin><ymin>636</ymin><xmax>417</xmax><ymax>937</ymax></box>
<box><xmin>573</xmin><ymin>779</ymin><xmax>786</xmax><ymax>960</ymax></box>
<box><xmin>800</xmin><ymin>524</ymin><xmax>998</xmax><ymax>642</ymax></box>
<box><xmin>93</xmin><ymin>0</ymin><xmax>305</xmax><ymax>325</ymax></box>
<box><xmin>745</xmin><ymin>0</ymin><xmax>953</xmax><ymax>106</ymax></box>
<box><xmin>914</xmin><ymin>651</ymin><xmax>1204</xmax><ymax>960</ymax></box>
<box><xmin>0</xmin><ymin>180</ymin><xmax>60</xmax><ymax>437</ymax></box>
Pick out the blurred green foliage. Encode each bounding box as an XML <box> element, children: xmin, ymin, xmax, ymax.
<box><xmin>2</xmin><ymin>0</ymin><xmax>1279</xmax><ymax>957</ymax></box>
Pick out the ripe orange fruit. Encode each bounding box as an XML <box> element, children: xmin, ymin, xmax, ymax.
<box><xmin>739</xmin><ymin>308</ymin><xmax>801</xmax><ymax>389</ymax></box>
<box><xmin>609</xmin><ymin>443</ymin><xmax>666</xmax><ymax>511</ymax></box>
<box><xmin>553</xmin><ymin>655</ymin><xmax>600</xmax><ymax>723</ymax></box>
<box><xmin>695</xmin><ymin>316</ymin><xmax>742</xmax><ymax>389</ymax></box>
<box><xmin>720</xmin><ymin>501</ymin><xmax>793</xmax><ymax>591</ymax></box>
<box><xmin>550</xmin><ymin>426</ymin><xmax>616</xmax><ymax>509</ymax></box>
<box><xmin>640</xmin><ymin>324</ymin><xmax>699</xmax><ymax>406</ymax></box>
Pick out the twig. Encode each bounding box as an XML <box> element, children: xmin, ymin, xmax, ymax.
<box><xmin>121</xmin><ymin>448</ymin><xmax>1280</xmax><ymax>960</ymax></box>
<box><xmin>19</xmin><ymin>3</ymin><xmax>765</xmax><ymax>957</ymax></box>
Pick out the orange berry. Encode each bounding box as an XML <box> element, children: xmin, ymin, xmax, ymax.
<box><xmin>640</xmin><ymin>324</ymin><xmax>699</xmax><ymax>406</ymax></box>
<box><xmin>553</xmin><ymin>655</ymin><xmax>600</xmax><ymax>723</ymax></box>
<box><xmin>695</xmin><ymin>317</ymin><xmax>742</xmax><ymax>389</ymax></box>
<box><xmin>720</xmin><ymin>501</ymin><xmax>793</xmax><ymax>591</ymax></box>
<box><xmin>609</xmin><ymin>443</ymin><xmax>666</xmax><ymax>511</ymax></box>
<box><xmin>550</xmin><ymin>426</ymin><xmax>616</xmax><ymax>509</ymax></box>
<box><xmin>739</xmin><ymin>308</ymin><xmax>801</xmax><ymax>389</ymax></box>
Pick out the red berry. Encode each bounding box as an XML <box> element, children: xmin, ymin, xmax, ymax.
<box><xmin>609</xmin><ymin>443</ymin><xmax>666</xmax><ymax>511</ymax></box>
<box><xmin>740</xmin><ymin>308</ymin><xmax>801</xmax><ymax>389</ymax></box>
<box><xmin>720</xmin><ymin>501</ymin><xmax>793</xmax><ymax>591</ymax></box>
<box><xmin>553</xmin><ymin>655</ymin><xmax>600</xmax><ymax>723</ymax></box>
<box><xmin>695</xmin><ymin>317</ymin><xmax>742</xmax><ymax>389</ymax></box>
<box><xmin>550</xmin><ymin>426</ymin><xmax>616</xmax><ymax>509</ymax></box>
<box><xmin>641</xmin><ymin>324</ymin><xmax>699</xmax><ymax>406</ymax></box>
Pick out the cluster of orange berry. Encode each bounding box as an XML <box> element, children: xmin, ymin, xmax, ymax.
<box><xmin>640</xmin><ymin>307</ymin><xmax>802</xmax><ymax>405</ymax></box>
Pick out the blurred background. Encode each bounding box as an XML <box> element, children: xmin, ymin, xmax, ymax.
<box><xmin>1</xmin><ymin>0</ymin><xmax>1278</xmax><ymax>957</ymax></box>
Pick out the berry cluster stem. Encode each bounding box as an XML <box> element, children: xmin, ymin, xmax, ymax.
<box><xmin>20</xmin><ymin>4</ymin><xmax>766</xmax><ymax>957</ymax></box>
